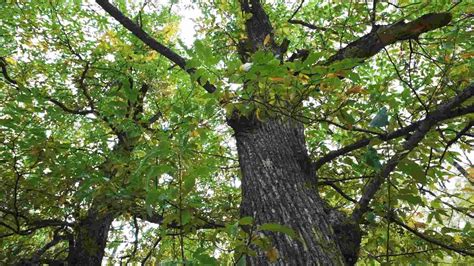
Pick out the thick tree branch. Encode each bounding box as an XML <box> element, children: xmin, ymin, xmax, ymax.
<box><xmin>0</xmin><ymin>217</ymin><xmax>71</xmax><ymax>238</ymax></box>
<box><xmin>95</xmin><ymin>0</ymin><xmax>216</xmax><ymax>93</ymax></box>
<box><xmin>314</xmin><ymin>102</ymin><xmax>474</xmax><ymax>171</ymax></box>
<box><xmin>75</xmin><ymin>62</ymin><xmax>98</xmax><ymax>113</ymax></box>
<box><xmin>326</xmin><ymin>12</ymin><xmax>452</xmax><ymax>64</ymax></box>
<box><xmin>352</xmin><ymin>83</ymin><xmax>474</xmax><ymax>222</ymax></box>
<box><xmin>133</xmin><ymin>83</ymin><xmax>149</xmax><ymax>122</ymax></box>
<box><xmin>240</xmin><ymin>0</ymin><xmax>275</xmax><ymax>52</ymax></box>
<box><xmin>238</xmin><ymin>0</ymin><xmax>292</xmax><ymax>61</ymax></box>
<box><xmin>148</xmin><ymin>110</ymin><xmax>162</xmax><ymax>125</ymax></box>
<box><xmin>370</xmin><ymin>0</ymin><xmax>378</xmax><ymax>28</ymax></box>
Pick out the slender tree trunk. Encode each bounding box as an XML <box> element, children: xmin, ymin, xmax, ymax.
<box><xmin>229</xmin><ymin>116</ymin><xmax>360</xmax><ymax>265</ymax></box>
<box><xmin>67</xmin><ymin>209</ymin><xmax>114</xmax><ymax>265</ymax></box>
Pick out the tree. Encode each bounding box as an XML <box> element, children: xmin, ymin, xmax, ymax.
<box><xmin>1</xmin><ymin>0</ymin><xmax>473</xmax><ymax>265</ymax></box>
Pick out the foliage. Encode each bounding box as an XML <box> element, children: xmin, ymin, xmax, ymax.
<box><xmin>0</xmin><ymin>0</ymin><xmax>473</xmax><ymax>265</ymax></box>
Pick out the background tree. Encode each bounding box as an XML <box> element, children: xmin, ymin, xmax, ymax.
<box><xmin>0</xmin><ymin>0</ymin><xmax>473</xmax><ymax>265</ymax></box>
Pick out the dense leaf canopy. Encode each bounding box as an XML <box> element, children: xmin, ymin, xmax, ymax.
<box><xmin>0</xmin><ymin>0</ymin><xmax>473</xmax><ymax>264</ymax></box>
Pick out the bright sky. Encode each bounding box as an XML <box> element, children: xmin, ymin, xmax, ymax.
<box><xmin>176</xmin><ymin>2</ymin><xmax>202</xmax><ymax>47</ymax></box>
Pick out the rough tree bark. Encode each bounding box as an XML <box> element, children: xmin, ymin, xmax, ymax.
<box><xmin>67</xmin><ymin>210</ymin><xmax>114</xmax><ymax>265</ymax></box>
<box><xmin>228</xmin><ymin>116</ymin><xmax>360</xmax><ymax>265</ymax></box>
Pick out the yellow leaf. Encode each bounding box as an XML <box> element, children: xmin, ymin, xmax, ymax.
<box><xmin>453</xmin><ymin>235</ymin><xmax>463</xmax><ymax>244</ymax></box>
<box><xmin>190</xmin><ymin>130</ymin><xmax>199</xmax><ymax>137</ymax></box>
<box><xmin>263</xmin><ymin>34</ymin><xmax>271</xmax><ymax>46</ymax></box>
<box><xmin>224</xmin><ymin>104</ymin><xmax>235</xmax><ymax>117</ymax></box>
<box><xmin>336</xmin><ymin>70</ymin><xmax>346</xmax><ymax>77</ymax></box>
<box><xmin>269</xmin><ymin>77</ymin><xmax>285</xmax><ymax>83</ymax></box>
<box><xmin>298</xmin><ymin>73</ymin><xmax>310</xmax><ymax>84</ymax></box>
<box><xmin>320</xmin><ymin>83</ymin><xmax>332</xmax><ymax>92</ymax></box>
<box><xmin>346</xmin><ymin>85</ymin><xmax>365</xmax><ymax>94</ymax></box>
<box><xmin>161</xmin><ymin>22</ymin><xmax>179</xmax><ymax>42</ymax></box>
<box><xmin>145</xmin><ymin>51</ymin><xmax>158</xmax><ymax>61</ymax></box>
<box><xmin>460</xmin><ymin>52</ymin><xmax>474</xmax><ymax>59</ymax></box>
<box><xmin>255</xmin><ymin>108</ymin><xmax>264</xmax><ymax>121</ymax></box>
<box><xmin>288</xmin><ymin>92</ymin><xmax>296</xmax><ymax>101</ymax></box>
<box><xmin>30</xmin><ymin>146</ymin><xmax>43</xmax><ymax>157</ymax></box>
<box><xmin>413</xmin><ymin>222</ymin><xmax>427</xmax><ymax>229</ymax></box>
<box><xmin>462</xmin><ymin>187</ymin><xmax>474</xmax><ymax>192</ymax></box>
<box><xmin>58</xmin><ymin>196</ymin><xmax>66</xmax><ymax>205</ymax></box>
<box><xmin>326</xmin><ymin>73</ymin><xmax>338</xmax><ymax>78</ymax></box>
<box><xmin>221</xmin><ymin>91</ymin><xmax>231</xmax><ymax>103</ymax></box>
<box><xmin>451</xmin><ymin>64</ymin><xmax>470</xmax><ymax>77</ymax></box>
<box><xmin>266</xmin><ymin>247</ymin><xmax>279</xmax><ymax>262</ymax></box>
<box><xmin>5</xmin><ymin>57</ymin><xmax>16</xmax><ymax>65</ymax></box>
<box><xmin>467</xmin><ymin>167</ymin><xmax>474</xmax><ymax>181</ymax></box>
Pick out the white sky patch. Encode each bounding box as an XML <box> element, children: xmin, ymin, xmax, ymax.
<box><xmin>175</xmin><ymin>2</ymin><xmax>203</xmax><ymax>47</ymax></box>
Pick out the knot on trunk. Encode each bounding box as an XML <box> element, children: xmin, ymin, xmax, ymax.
<box><xmin>325</xmin><ymin>207</ymin><xmax>362</xmax><ymax>266</ymax></box>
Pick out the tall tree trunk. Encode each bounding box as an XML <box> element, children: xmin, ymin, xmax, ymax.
<box><xmin>229</xmin><ymin>116</ymin><xmax>360</xmax><ymax>265</ymax></box>
<box><xmin>67</xmin><ymin>209</ymin><xmax>114</xmax><ymax>265</ymax></box>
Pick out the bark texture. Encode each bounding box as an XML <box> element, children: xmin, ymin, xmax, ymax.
<box><xmin>229</xmin><ymin>116</ymin><xmax>359</xmax><ymax>265</ymax></box>
<box><xmin>67</xmin><ymin>209</ymin><xmax>114</xmax><ymax>265</ymax></box>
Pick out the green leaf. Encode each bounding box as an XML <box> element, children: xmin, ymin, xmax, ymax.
<box><xmin>399</xmin><ymin>160</ymin><xmax>426</xmax><ymax>184</ymax></box>
<box><xmin>398</xmin><ymin>194</ymin><xmax>424</xmax><ymax>206</ymax></box>
<box><xmin>235</xmin><ymin>255</ymin><xmax>246</xmax><ymax>266</ymax></box>
<box><xmin>303</xmin><ymin>51</ymin><xmax>324</xmax><ymax>66</ymax></box>
<box><xmin>181</xmin><ymin>209</ymin><xmax>191</xmax><ymax>225</ymax></box>
<box><xmin>434</xmin><ymin>212</ymin><xmax>443</xmax><ymax>224</ymax></box>
<box><xmin>463</xmin><ymin>222</ymin><xmax>471</xmax><ymax>233</ymax></box>
<box><xmin>239</xmin><ymin>216</ymin><xmax>254</xmax><ymax>225</ymax></box>
<box><xmin>363</xmin><ymin>147</ymin><xmax>382</xmax><ymax>170</ymax></box>
<box><xmin>369</xmin><ymin>107</ymin><xmax>389</xmax><ymax>128</ymax></box>
<box><xmin>367</xmin><ymin>212</ymin><xmax>376</xmax><ymax>223</ymax></box>
<box><xmin>225</xmin><ymin>222</ymin><xmax>239</xmax><ymax>237</ymax></box>
<box><xmin>259</xmin><ymin>223</ymin><xmax>297</xmax><ymax>239</ymax></box>
<box><xmin>183</xmin><ymin>175</ymin><xmax>196</xmax><ymax>193</ymax></box>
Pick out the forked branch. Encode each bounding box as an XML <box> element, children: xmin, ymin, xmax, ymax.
<box><xmin>289</xmin><ymin>12</ymin><xmax>452</xmax><ymax>64</ymax></box>
<box><xmin>352</xmin><ymin>83</ymin><xmax>474</xmax><ymax>222</ymax></box>
<box><xmin>314</xmin><ymin>93</ymin><xmax>474</xmax><ymax>171</ymax></box>
<box><xmin>327</xmin><ymin>12</ymin><xmax>452</xmax><ymax>63</ymax></box>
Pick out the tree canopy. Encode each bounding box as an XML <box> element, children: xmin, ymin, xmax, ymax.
<box><xmin>0</xmin><ymin>0</ymin><xmax>473</xmax><ymax>265</ymax></box>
